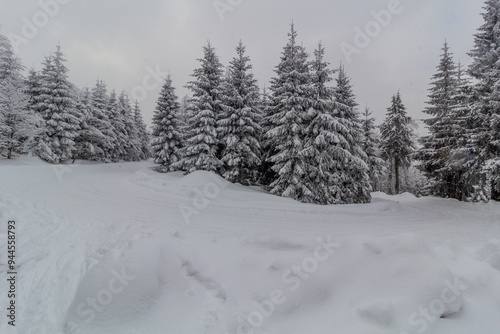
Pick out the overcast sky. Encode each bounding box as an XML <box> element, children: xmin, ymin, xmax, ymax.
<box><xmin>0</xmin><ymin>0</ymin><xmax>486</xmax><ymax>129</ymax></box>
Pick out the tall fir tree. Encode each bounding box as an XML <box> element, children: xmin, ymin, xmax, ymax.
<box><xmin>90</xmin><ymin>80</ymin><xmax>116</xmax><ymax>162</ymax></box>
<box><xmin>218</xmin><ymin>41</ymin><xmax>262</xmax><ymax>185</ymax></box>
<box><xmin>380</xmin><ymin>92</ymin><xmax>416</xmax><ymax>195</ymax></box>
<box><xmin>177</xmin><ymin>42</ymin><xmax>223</xmax><ymax>173</ymax></box>
<box><xmin>264</xmin><ymin>23</ymin><xmax>315</xmax><ymax>202</ymax></box>
<box><xmin>330</xmin><ymin>64</ymin><xmax>371</xmax><ymax>203</ymax></box>
<box><xmin>361</xmin><ymin>106</ymin><xmax>386</xmax><ymax>192</ymax></box>
<box><xmin>0</xmin><ymin>34</ymin><xmax>39</xmax><ymax>158</ymax></box>
<box><xmin>35</xmin><ymin>45</ymin><xmax>80</xmax><ymax>163</ymax></box>
<box><xmin>151</xmin><ymin>75</ymin><xmax>183</xmax><ymax>172</ymax></box>
<box><xmin>133</xmin><ymin>101</ymin><xmax>150</xmax><ymax>160</ymax></box>
<box><xmin>467</xmin><ymin>0</ymin><xmax>500</xmax><ymax>201</ymax></box>
<box><xmin>107</xmin><ymin>90</ymin><xmax>128</xmax><ymax>161</ymax></box>
<box><xmin>305</xmin><ymin>42</ymin><xmax>341</xmax><ymax>204</ymax></box>
<box><xmin>117</xmin><ymin>91</ymin><xmax>140</xmax><ymax>161</ymax></box>
<box><xmin>73</xmin><ymin>87</ymin><xmax>107</xmax><ymax>160</ymax></box>
<box><xmin>444</xmin><ymin>63</ymin><xmax>478</xmax><ymax>200</ymax></box>
<box><xmin>305</xmin><ymin>44</ymin><xmax>369</xmax><ymax>204</ymax></box>
<box><xmin>416</xmin><ymin>41</ymin><xmax>462</xmax><ymax>198</ymax></box>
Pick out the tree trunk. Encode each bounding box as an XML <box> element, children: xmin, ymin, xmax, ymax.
<box><xmin>388</xmin><ymin>160</ymin><xmax>393</xmax><ymax>195</ymax></box>
<box><xmin>394</xmin><ymin>158</ymin><xmax>400</xmax><ymax>195</ymax></box>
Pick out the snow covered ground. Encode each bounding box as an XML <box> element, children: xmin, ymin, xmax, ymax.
<box><xmin>1</xmin><ymin>157</ymin><xmax>500</xmax><ymax>334</ymax></box>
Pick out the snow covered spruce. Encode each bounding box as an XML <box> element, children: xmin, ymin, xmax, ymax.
<box><xmin>0</xmin><ymin>37</ymin><xmax>150</xmax><ymax>164</ymax></box>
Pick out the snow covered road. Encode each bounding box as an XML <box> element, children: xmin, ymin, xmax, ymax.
<box><xmin>1</xmin><ymin>158</ymin><xmax>499</xmax><ymax>333</ymax></box>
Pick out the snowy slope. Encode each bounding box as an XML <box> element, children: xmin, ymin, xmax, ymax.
<box><xmin>0</xmin><ymin>157</ymin><xmax>499</xmax><ymax>334</ymax></box>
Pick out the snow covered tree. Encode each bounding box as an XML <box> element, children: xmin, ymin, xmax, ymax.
<box><xmin>107</xmin><ymin>90</ymin><xmax>128</xmax><ymax>161</ymax></box>
<box><xmin>90</xmin><ymin>80</ymin><xmax>116</xmax><ymax>162</ymax></box>
<box><xmin>361</xmin><ymin>106</ymin><xmax>386</xmax><ymax>192</ymax></box>
<box><xmin>302</xmin><ymin>44</ymin><xmax>369</xmax><ymax>204</ymax></box>
<box><xmin>304</xmin><ymin>43</ymin><xmax>339</xmax><ymax>204</ymax></box>
<box><xmin>416</xmin><ymin>42</ymin><xmax>462</xmax><ymax>198</ymax></box>
<box><xmin>380</xmin><ymin>92</ymin><xmax>416</xmax><ymax>195</ymax></box>
<box><xmin>176</xmin><ymin>42</ymin><xmax>223</xmax><ymax>173</ymax></box>
<box><xmin>0</xmin><ymin>34</ymin><xmax>39</xmax><ymax>158</ymax></box>
<box><xmin>116</xmin><ymin>91</ymin><xmax>139</xmax><ymax>161</ymax></box>
<box><xmin>25</xmin><ymin>69</ymin><xmax>42</xmax><ymax>113</ymax></box>
<box><xmin>218</xmin><ymin>41</ymin><xmax>262</xmax><ymax>184</ymax></box>
<box><xmin>35</xmin><ymin>45</ymin><xmax>80</xmax><ymax>163</ymax></box>
<box><xmin>264</xmin><ymin>24</ymin><xmax>315</xmax><ymax>202</ymax></box>
<box><xmin>73</xmin><ymin>87</ymin><xmax>107</xmax><ymax>160</ymax></box>
<box><xmin>151</xmin><ymin>75</ymin><xmax>183</xmax><ymax>172</ymax></box>
<box><xmin>467</xmin><ymin>0</ymin><xmax>500</xmax><ymax>201</ymax></box>
<box><xmin>329</xmin><ymin>64</ymin><xmax>371</xmax><ymax>203</ymax></box>
<box><xmin>133</xmin><ymin>101</ymin><xmax>150</xmax><ymax>160</ymax></box>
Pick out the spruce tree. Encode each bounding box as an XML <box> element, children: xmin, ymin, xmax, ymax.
<box><xmin>133</xmin><ymin>101</ymin><xmax>150</xmax><ymax>160</ymax></box>
<box><xmin>35</xmin><ymin>45</ymin><xmax>80</xmax><ymax>163</ymax></box>
<box><xmin>362</xmin><ymin>106</ymin><xmax>386</xmax><ymax>192</ymax></box>
<box><xmin>90</xmin><ymin>80</ymin><xmax>116</xmax><ymax>162</ymax></box>
<box><xmin>0</xmin><ymin>34</ymin><xmax>38</xmax><ymax>158</ymax></box>
<box><xmin>329</xmin><ymin>65</ymin><xmax>371</xmax><ymax>203</ymax></box>
<box><xmin>218</xmin><ymin>41</ymin><xmax>262</xmax><ymax>185</ymax></box>
<box><xmin>380</xmin><ymin>92</ymin><xmax>416</xmax><ymax>195</ymax></box>
<box><xmin>445</xmin><ymin>63</ymin><xmax>477</xmax><ymax>200</ymax></box>
<box><xmin>107</xmin><ymin>90</ymin><xmax>128</xmax><ymax>161</ymax></box>
<box><xmin>151</xmin><ymin>75</ymin><xmax>183</xmax><ymax>172</ymax></box>
<box><xmin>117</xmin><ymin>91</ymin><xmax>139</xmax><ymax>161</ymax></box>
<box><xmin>305</xmin><ymin>42</ymin><xmax>341</xmax><ymax>204</ymax></box>
<box><xmin>468</xmin><ymin>0</ymin><xmax>500</xmax><ymax>201</ymax></box>
<box><xmin>73</xmin><ymin>87</ymin><xmax>106</xmax><ymax>160</ymax></box>
<box><xmin>265</xmin><ymin>24</ymin><xmax>314</xmax><ymax>202</ymax></box>
<box><xmin>177</xmin><ymin>42</ymin><xmax>223</xmax><ymax>173</ymax></box>
<box><xmin>305</xmin><ymin>44</ymin><xmax>370</xmax><ymax>204</ymax></box>
<box><xmin>416</xmin><ymin>42</ymin><xmax>461</xmax><ymax>198</ymax></box>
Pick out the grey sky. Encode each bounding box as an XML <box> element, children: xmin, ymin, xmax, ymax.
<box><xmin>0</xmin><ymin>0</ymin><xmax>486</xmax><ymax>129</ymax></box>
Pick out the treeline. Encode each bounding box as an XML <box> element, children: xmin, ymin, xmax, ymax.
<box><xmin>0</xmin><ymin>35</ymin><xmax>150</xmax><ymax>164</ymax></box>
<box><xmin>150</xmin><ymin>25</ymin><xmax>412</xmax><ymax>205</ymax></box>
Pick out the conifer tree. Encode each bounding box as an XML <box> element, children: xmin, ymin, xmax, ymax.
<box><xmin>151</xmin><ymin>75</ymin><xmax>183</xmax><ymax>172</ymax></box>
<box><xmin>90</xmin><ymin>80</ymin><xmax>116</xmax><ymax>161</ymax></box>
<box><xmin>0</xmin><ymin>34</ymin><xmax>39</xmax><ymax>158</ymax></box>
<box><xmin>467</xmin><ymin>0</ymin><xmax>500</xmax><ymax>201</ymax></box>
<box><xmin>416</xmin><ymin>42</ymin><xmax>461</xmax><ymax>198</ymax></box>
<box><xmin>117</xmin><ymin>91</ymin><xmax>139</xmax><ymax>161</ymax></box>
<box><xmin>332</xmin><ymin>65</ymin><xmax>371</xmax><ymax>202</ymax></box>
<box><xmin>73</xmin><ymin>87</ymin><xmax>106</xmax><ymax>160</ymax></box>
<box><xmin>218</xmin><ymin>41</ymin><xmax>262</xmax><ymax>184</ymax></box>
<box><xmin>34</xmin><ymin>45</ymin><xmax>79</xmax><ymax>163</ymax></box>
<box><xmin>380</xmin><ymin>92</ymin><xmax>416</xmax><ymax>195</ymax></box>
<box><xmin>177</xmin><ymin>42</ymin><xmax>223</xmax><ymax>173</ymax></box>
<box><xmin>107</xmin><ymin>90</ymin><xmax>128</xmax><ymax>161</ymax></box>
<box><xmin>305</xmin><ymin>44</ymin><xmax>370</xmax><ymax>204</ymax></box>
<box><xmin>265</xmin><ymin>24</ymin><xmax>314</xmax><ymax>202</ymax></box>
<box><xmin>133</xmin><ymin>101</ymin><xmax>150</xmax><ymax>160</ymax></box>
<box><xmin>362</xmin><ymin>106</ymin><xmax>386</xmax><ymax>192</ymax></box>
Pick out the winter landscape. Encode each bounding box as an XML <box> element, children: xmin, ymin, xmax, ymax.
<box><xmin>1</xmin><ymin>0</ymin><xmax>500</xmax><ymax>333</ymax></box>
